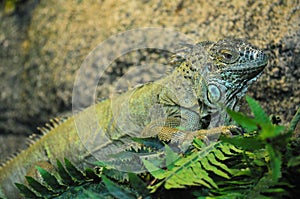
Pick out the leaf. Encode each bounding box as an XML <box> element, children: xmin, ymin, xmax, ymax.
<box><xmin>64</xmin><ymin>158</ymin><xmax>86</xmax><ymax>182</ymax></box>
<box><xmin>206</xmin><ymin>153</ymin><xmax>233</xmax><ymax>175</ymax></box>
<box><xmin>288</xmin><ymin>107</ymin><xmax>300</xmax><ymax>133</ymax></box>
<box><xmin>85</xmin><ymin>168</ymin><xmax>101</xmax><ymax>182</ymax></box>
<box><xmin>25</xmin><ymin>176</ymin><xmax>54</xmax><ymax>197</ymax></box>
<box><xmin>191</xmin><ymin>162</ymin><xmax>218</xmax><ymax>188</ymax></box>
<box><xmin>287</xmin><ymin>156</ymin><xmax>300</xmax><ymax>167</ymax></box>
<box><xmin>165</xmin><ymin>144</ymin><xmax>180</xmax><ymax>169</ymax></box>
<box><xmin>102</xmin><ymin>175</ymin><xmax>136</xmax><ymax>199</ymax></box>
<box><xmin>15</xmin><ymin>183</ymin><xmax>39</xmax><ymax>198</ymax></box>
<box><xmin>57</xmin><ymin>159</ymin><xmax>74</xmax><ymax>185</ymax></box>
<box><xmin>227</xmin><ymin>109</ymin><xmax>258</xmax><ymax>132</ymax></box>
<box><xmin>259</xmin><ymin>124</ymin><xmax>285</xmax><ymax>140</ymax></box>
<box><xmin>164</xmin><ymin>167</ymin><xmax>196</xmax><ymax>188</ymax></box>
<box><xmin>55</xmin><ymin>183</ymin><xmax>110</xmax><ymax>199</ymax></box>
<box><xmin>142</xmin><ymin>159</ymin><xmax>166</xmax><ymax>179</ymax></box>
<box><xmin>221</xmin><ymin>136</ymin><xmax>264</xmax><ymax>151</ymax></box>
<box><xmin>36</xmin><ymin>166</ymin><xmax>66</xmax><ymax>192</ymax></box>
<box><xmin>128</xmin><ymin>173</ymin><xmax>150</xmax><ymax>198</ymax></box>
<box><xmin>201</xmin><ymin>156</ymin><xmax>230</xmax><ymax>179</ymax></box>
<box><xmin>102</xmin><ymin>167</ymin><xmax>129</xmax><ymax>182</ymax></box>
<box><xmin>193</xmin><ymin>138</ymin><xmax>205</xmax><ymax>149</ymax></box>
<box><xmin>266</xmin><ymin>144</ymin><xmax>282</xmax><ymax>181</ymax></box>
<box><xmin>245</xmin><ymin>173</ymin><xmax>277</xmax><ymax>198</ymax></box>
<box><xmin>246</xmin><ymin>96</ymin><xmax>270</xmax><ymax>124</ymax></box>
<box><xmin>217</xmin><ymin>143</ymin><xmax>240</xmax><ymax>155</ymax></box>
<box><xmin>212</xmin><ymin>148</ymin><xmax>228</xmax><ymax>161</ymax></box>
<box><xmin>148</xmin><ymin>142</ymin><xmax>223</xmax><ymax>191</ymax></box>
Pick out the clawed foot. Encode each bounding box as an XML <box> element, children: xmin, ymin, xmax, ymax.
<box><xmin>160</xmin><ymin>125</ymin><xmax>243</xmax><ymax>152</ymax></box>
<box><xmin>192</xmin><ymin>125</ymin><xmax>243</xmax><ymax>144</ymax></box>
<box><xmin>219</xmin><ymin>125</ymin><xmax>243</xmax><ymax>136</ymax></box>
<box><xmin>157</xmin><ymin>125</ymin><xmax>243</xmax><ymax>147</ymax></box>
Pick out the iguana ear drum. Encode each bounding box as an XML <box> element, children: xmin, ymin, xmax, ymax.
<box><xmin>207</xmin><ymin>83</ymin><xmax>222</xmax><ymax>103</ymax></box>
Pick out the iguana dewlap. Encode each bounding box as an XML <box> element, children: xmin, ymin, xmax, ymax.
<box><xmin>0</xmin><ymin>39</ymin><xmax>268</xmax><ymax>198</ymax></box>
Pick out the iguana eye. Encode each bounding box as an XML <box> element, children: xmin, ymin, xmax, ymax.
<box><xmin>222</xmin><ymin>51</ymin><xmax>233</xmax><ymax>59</ymax></box>
<box><xmin>218</xmin><ymin>49</ymin><xmax>238</xmax><ymax>63</ymax></box>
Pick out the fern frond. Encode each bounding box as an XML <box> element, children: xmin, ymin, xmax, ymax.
<box><xmin>143</xmin><ymin>141</ymin><xmax>243</xmax><ymax>192</ymax></box>
<box><xmin>102</xmin><ymin>175</ymin><xmax>137</xmax><ymax>199</ymax></box>
<box><xmin>245</xmin><ymin>96</ymin><xmax>270</xmax><ymax>124</ymax></box>
<box><xmin>16</xmin><ymin>158</ymin><xmax>101</xmax><ymax>198</ymax></box>
<box><xmin>288</xmin><ymin>107</ymin><xmax>300</xmax><ymax>133</ymax></box>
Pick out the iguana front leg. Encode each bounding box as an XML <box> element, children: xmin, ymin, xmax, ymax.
<box><xmin>141</xmin><ymin>117</ymin><xmax>237</xmax><ymax>144</ymax></box>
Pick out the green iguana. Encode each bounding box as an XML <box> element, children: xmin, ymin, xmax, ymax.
<box><xmin>0</xmin><ymin>39</ymin><xmax>268</xmax><ymax>198</ymax></box>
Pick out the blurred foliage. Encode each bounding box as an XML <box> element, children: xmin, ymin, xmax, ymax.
<box><xmin>1</xmin><ymin>0</ymin><xmax>27</xmax><ymax>15</ymax></box>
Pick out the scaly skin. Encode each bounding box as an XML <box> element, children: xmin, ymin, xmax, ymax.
<box><xmin>0</xmin><ymin>39</ymin><xmax>268</xmax><ymax>198</ymax></box>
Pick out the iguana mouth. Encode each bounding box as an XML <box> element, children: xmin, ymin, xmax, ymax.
<box><xmin>245</xmin><ymin>57</ymin><xmax>268</xmax><ymax>76</ymax></box>
<box><xmin>247</xmin><ymin>63</ymin><xmax>267</xmax><ymax>79</ymax></box>
<box><xmin>223</xmin><ymin>62</ymin><xmax>266</xmax><ymax>75</ymax></box>
<box><xmin>232</xmin><ymin>62</ymin><xmax>267</xmax><ymax>73</ymax></box>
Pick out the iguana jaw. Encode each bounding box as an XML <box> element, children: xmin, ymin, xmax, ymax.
<box><xmin>221</xmin><ymin>59</ymin><xmax>267</xmax><ymax>80</ymax></box>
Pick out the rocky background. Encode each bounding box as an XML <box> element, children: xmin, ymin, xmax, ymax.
<box><xmin>0</xmin><ymin>0</ymin><xmax>299</xmax><ymax>163</ymax></box>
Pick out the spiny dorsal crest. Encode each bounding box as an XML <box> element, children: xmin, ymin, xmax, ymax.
<box><xmin>0</xmin><ymin>117</ymin><xmax>66</xmax><ymax>168</ymax></box>
<box><xmin>169</xmin><ymin>41</ymin><xmax>213</xmax><ymax>68</ymax></box>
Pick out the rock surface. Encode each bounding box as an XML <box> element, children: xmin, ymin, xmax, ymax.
<box><xmin>0</xmin><ymin>0</ymin><xmax>299</xmax><ymax>162</ymax></box>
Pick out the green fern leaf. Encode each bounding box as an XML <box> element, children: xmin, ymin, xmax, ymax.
<box><xmin>212</xmin><ymin>148</ymin><xmax>228</xmax><ymax>161</ymax></box>
<box><xmin>259</xmin><ymin>123</ymin><xmax>285</xmax><ymax>140</ymax></box>
<box><xmin>142</xmin><ymin>159</ymin><xmax>166</xmax><ymax>179</ymax></box>
<box><xmin>266</xmin><ymin>144</ymin><xmax>282</xmax><ymax>181</ymax></box>
<box><xmin>128</xmin><ymin>173</ymin><xmax>150</xmax><ymax>198</ymax></box>
<box><xmin>85</xmin><ymin>168</ymin><xmax>101</xmax><ymax>182</ymax></box>
<box><xmin>288</xmin><ymin>107</ymin><xmax>300</xmax><ymax>133</ymax></box>
<box><xmin>146</xmin><ymin>142</ymin><xmax>223</xmax><ymax>191</ymax></box>
<box><xmin>201</xmin><ymin>156</ymin><xmax>230</xmax><ymax>179</ymax></box>
<box><xmin>246</xmin><ymin>96</ymin><xmax>270</xmax><ymax>124</ymax></box>
<box><xmin>15</xmin><ymin>183</ymin><xmax>39</xmax><ymax>198</ymax></box>
<box><xmin>245</xmin><ymin>173</ymin><xmax>277</xmax><ymax>198</ymax></box>
<box><xmin>287</xmin><ymin>156</ymin><xmax>300</xmax><ymax>167</ymax></box>
<box><xmin>189</xmin><ymin>161</ymin><xmax>217</xmax><ymax>189</ymax></box>
<box><xmin>217</xmin><ymin>142</ymin><xmax>241</xmax><ymax>155</ymax></box>
<box><xmin>221</xmin><ymin>136</ymin><xmax>264</xmax><ymax>151</ymax></box>
<box><xmin>227</xmin><ymin>109</ymin><xmax>258</xmax><ymax>132</ymax></box>
<box><xmin>56</xmin><ymin>159</ymin><xmax>74</xmax><ymax>185</ymax></box>
<box><xmin>102</xmin><ymin>175</ymin><xmax>137</xmax><ymax>199</ymax></box>
<box><xmin>164</xmin><ymin>166</ymin><xmax>197</xmax><ymax>188</ymax></box>
<box><xmin>165</xmin><ymin>144</ymin><xmax>180</xmax><ymax>169</ymax></box>
<box><xmin>25</xmin><ymin>176</ymin><xmax>54</xmax><ymax>197</ymax></box>
<box><xmin>64</xmin><ymin>158</ymin><xmax>86</xmax><ymax>182</ymax></box>
<box><xmin>165</xmin><ymin>150</ymin><xmax>218</xmax><ymax>189</ymax></box>
<box><xmin>102</xmin><ymin>167</ymin><xmax>129</xmax><ymax>183</ymax></box>
<box><xmin>36</xmin><ymin>166</ymin><xmax>67</xmax><ymax>192</ymax></box>
<box><xmin>206</xmin><ymin>153</ymin><xmax>233</xmax><ymax>175</ymax></box>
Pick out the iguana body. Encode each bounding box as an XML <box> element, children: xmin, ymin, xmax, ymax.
<box><xmin>0</xmin><ymin>39</ymin><xmax>267</xmax><ymax>198</ymax></box>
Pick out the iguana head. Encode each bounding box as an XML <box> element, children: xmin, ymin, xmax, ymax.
<box><xmin>203</xmin><ymin>39</ymin><xmax>268</xmax><ymax>110</ymax></box>
<box><xmin>208</xmin><ymin>39</ymin><xmax>268</xmax><ymax>82</ymax></box>
<box><xmin>171</xmin><ymin>38</ymin><xmax>268</xmax><ymax>110</ymax></box>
